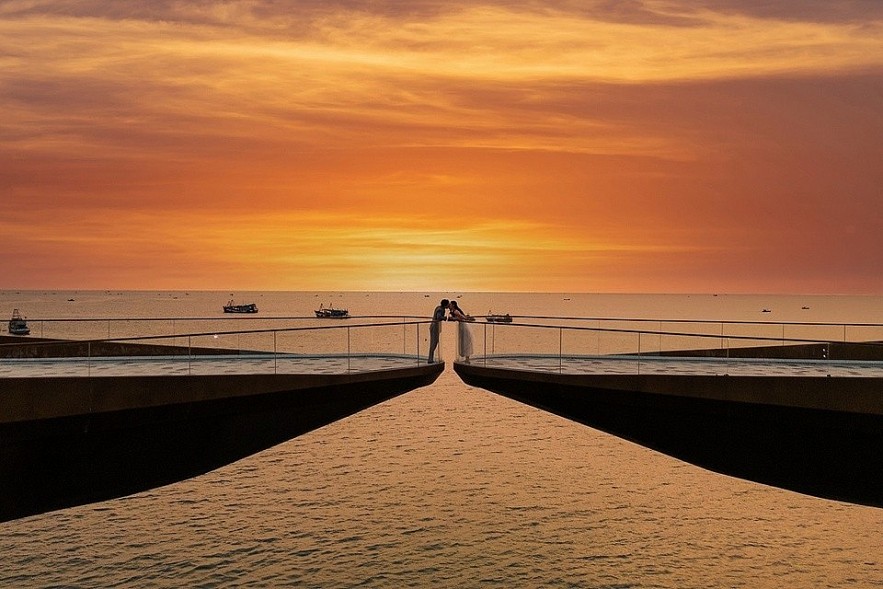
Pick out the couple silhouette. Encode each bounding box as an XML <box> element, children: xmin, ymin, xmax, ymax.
<box><xmin>428</xmin><ymin>298</ymin><xmax>474</xmax><ymax>363</ymax></box>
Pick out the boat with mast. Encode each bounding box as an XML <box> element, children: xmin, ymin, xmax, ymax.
<box><xmin>7</xmin><ymin>309</ymin><xmax>30</xmax><ymax>335</ymax></box>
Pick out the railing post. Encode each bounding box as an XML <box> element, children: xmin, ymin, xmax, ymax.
<box><xmin>596</xmin><ymin>319</ymin><xmax>601</xmax><ymax>355</ymax></box>
<box><xmin>483</xmin><ymin>323</ymin><xmax>487</xmax><ymax>367</ymax></box>
<box><xmin>188</xmin><ymin>335</ymin><xmax>192</xmax><ymax>375</ymax></box>
<box><xmin>558</xmin><ymin>327</ymin><xmax>563</xmax><ymax>373</ymax></box>
<box><xmin>347</xmin><ymin>326</ymin><xmax>351</xmax><ymax>372</ymax></box>
<box><xmin>87</xmin><ymin>341</ymin><xmax>91</xmax><ymax>377</ymax></box>
<box><xmin>274</xmin><ymin>330</ymin><xmax>277</xmax><ymax>374</ymax></box>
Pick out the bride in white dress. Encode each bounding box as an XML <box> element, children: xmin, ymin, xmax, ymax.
<box><xmin>448</xmin><ymin>300</ymin><xmax>475</xmax><ymax>362</ymax></box>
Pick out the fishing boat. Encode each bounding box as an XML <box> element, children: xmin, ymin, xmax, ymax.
<box><xmin>485</xmin><ymin>312</ymin><xmax>513</xmax><ymax>323</ymax></box>
<box><xmin>223</xmin><ymin>300</ymin><xmax>258</xmax><ymax>314</ymax></box>
<box><xmin>8</xmin><ymin>309</ymin><xmax>30</xmax><ymax>335</ymax></box>
<box><xmin>315</xmin><ymin>304</ymin><xmax>349</xmax><ymax>318</ymax></box>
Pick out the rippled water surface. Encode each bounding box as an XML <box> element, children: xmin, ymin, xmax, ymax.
<box><xmin>2</xmin><ymin>291</ymin><xmax>883</xmax><ymax>587</ymax></box>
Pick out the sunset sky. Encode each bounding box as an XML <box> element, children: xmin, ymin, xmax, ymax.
<box><xmin>2</xmin><ymin>1</ymin><xmax>881</xmax><ymax>293</ymax></box>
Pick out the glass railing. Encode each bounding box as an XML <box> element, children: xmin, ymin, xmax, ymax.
<box><xmin>3</xmin><ymin>315</ymin><xmax>427</xmax><ymax>342</ymax></box>
<box><xmin>0</xmin><ymin>319</ymin><xmax>439</xmax><ymax>378</ymax></box>
<box><xmin>456</xmin><ymin>318</ymin><xmax>883</xmax><ymax>365</ymax></box>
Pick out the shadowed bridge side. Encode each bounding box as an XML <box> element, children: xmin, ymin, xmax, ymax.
<box><xmin>0</xmin><ymin>321</ymin><xmax>442</xmax><ymax>522</ymax></box>
<box><xmin>454</xmin><ymin>320</ymin><xmax>883</xmax><ymax>508</ymax></box>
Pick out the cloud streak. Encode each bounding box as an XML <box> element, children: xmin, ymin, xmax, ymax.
<box><xmin>1</xmin><ymin>1</ymin><xmax>881</xmax><ymax>292</ymax></box>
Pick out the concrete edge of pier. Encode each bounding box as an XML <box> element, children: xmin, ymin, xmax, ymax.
<box><xmin>0</xmin><ymin>362</ymin><xmax>443</xmax><ymax>423</ymax></box>
<box><xmin>0</xmin><ymin>359</ymin><xmax>443</xmax><ymax>522</ymax></box>
<box><xmin>454</xmin><ymin>360</ymin><xmax>883</xmax><ymax>508</ymax></box>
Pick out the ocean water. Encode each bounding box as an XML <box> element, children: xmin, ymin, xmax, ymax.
<box><xmin>2</xmin><ymin>291</ymin><xmax>883</xmax><ymax>588</ymax></box>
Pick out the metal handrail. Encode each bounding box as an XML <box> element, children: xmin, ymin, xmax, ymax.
<box><xmin>504</xmin><ymin>315</ymin><xmax>883</xmax><ymax>328</ymax></box>
<box><xmin>1</xmin><ymin>319</ymin><xmax>434</xmax><ymax>348</ymax></box>
<box><xmin>470</xmin><ymin>320</ymin><xmax>883</xmax><ymax>348</ymax></box>
<box><xmin>8</xmin><ymin>314</ymin><xmax>427</xmax><ymax>323</ymax></box>
<box><xmin>0</xmin><ymin>319</ymin><xmax>439</xmax><ymax>376</ymax></box>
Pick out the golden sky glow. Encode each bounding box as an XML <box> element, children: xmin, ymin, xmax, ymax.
<box><xmin>2</xmin><ymin>1</ymin><xmax>882</xmax><ymax>292</ymax></box>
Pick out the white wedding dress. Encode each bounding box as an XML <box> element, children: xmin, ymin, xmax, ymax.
<box><xmin>458</xmin><ymin>320</ymin><xmax>473</xmax><ymax>360</ymax></box>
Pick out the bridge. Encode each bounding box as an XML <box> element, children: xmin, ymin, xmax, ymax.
<box><xmin>453</xmin><ymin>318</ymin><xmax>883</xmax><ymax>509</ymax></box>
<box><xmin>3</xmin><ymin>315</ymin><xmax>883</xmax><ymax>521</ymax></box>
<box><xmin>0</xmin><ymin>318</ymin><xmax>442</xmax><ymax>522</ymax></box>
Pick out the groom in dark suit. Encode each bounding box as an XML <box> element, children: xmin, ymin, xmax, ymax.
<box><xmin>428</xmin><ymin>299</ymin><xmax>449</xmax><ymax>362</ymax></box>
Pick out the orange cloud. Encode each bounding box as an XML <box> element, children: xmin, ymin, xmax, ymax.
<box><xmin>1</xmin><ymin>2</ymin><xmax>881</xmax><ymax>293</ymax></box>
